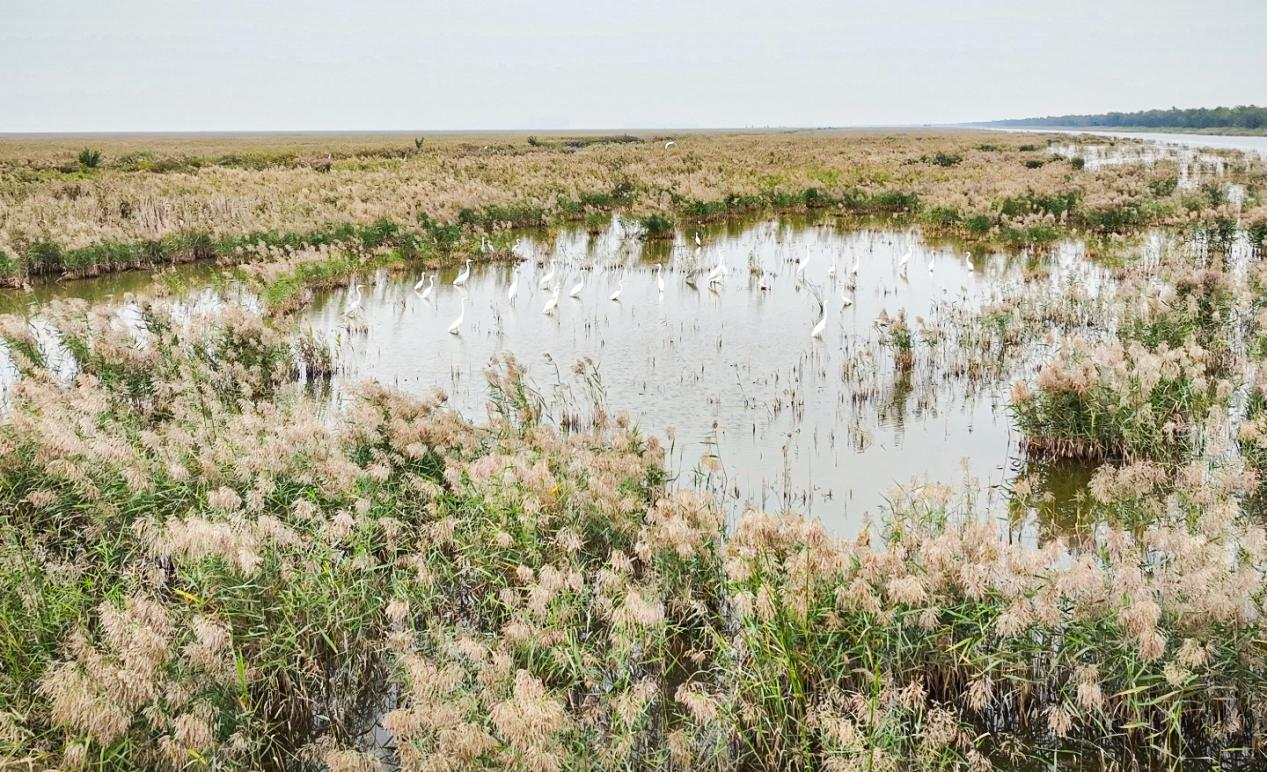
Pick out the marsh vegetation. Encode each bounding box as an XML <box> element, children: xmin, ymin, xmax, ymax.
<box><xmin>2</xmin><ymin>130</ymin><xmax>1267</xmax><ymax>769</ymax></box>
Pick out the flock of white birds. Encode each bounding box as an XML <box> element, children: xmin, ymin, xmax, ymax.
<box><xmin>343</xmin><ymin>230</ymin><xmax>940</xmax><ymax>340</ymax></box>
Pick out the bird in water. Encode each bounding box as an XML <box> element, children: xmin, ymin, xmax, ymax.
<box><xmin>568</xmin><ymin>272</ymin><xmax>585</xmax><ymax>298</ymax></box>
<box><xmin>453</xmin><ymin>259</ymin><xmax>472</xmax><ymax>286</ymax></box>
<box><xmin>507</xmin><ymin>269</ymin><xmax>519</xmax><ymax>303</ymax></box>
<box><xmin>539</xmin><ymin>262</ymin><xmax>556</xmax><ymax>289</ymax></box>
<box><xmin>543</xmin><ymin>286</ymin><xmax>561</xmax><ymax>314</ymax></box>
<box><xmin>811</xmin><ymin>305</ymin><xmax>827</xmax><ymax>339</ymax></box>
<box><xmin>609</xmin><ymin>275</ymin><xmax>625</xmax><ymax>302</ymax></box>
<box><xmin>655</xmin><ymin>264</ymin><xmax>665</xmax><ymax>294</ymax></box>
<box><xmin>343</xmin><ymin>284</ymin><xmax>364</xmax><ymax>317</ymax></box>
<box><xmin>419</xmin><ymin>275</ymin><xmax>435</xmax><ymax>301</ymax></box>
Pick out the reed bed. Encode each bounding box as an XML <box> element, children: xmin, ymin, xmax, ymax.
<box><xmin>3</xmin><ymin>130</ymin><xmax>1261</xmax><ymax>285</ymax></box>
<box><xmin>0</xmin><ymin>290</ymin><xmax>1266</xmax><ymax>770</ymax></box>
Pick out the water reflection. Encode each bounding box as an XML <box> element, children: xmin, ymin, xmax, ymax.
<box><xmin>301</xmin><ymin>216</ymin><xmax>1090</xmax><ymax>534</ymax></box>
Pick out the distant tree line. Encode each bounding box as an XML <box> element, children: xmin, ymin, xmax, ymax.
<box><xmin>987</xmin><ymin>105</ymin><xmax>1267</xmax><ymax>131</ymax></box>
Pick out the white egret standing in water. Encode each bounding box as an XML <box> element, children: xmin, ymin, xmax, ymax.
<box><xmin>569</xmin><ymin>272</ymin><xmax>585</xmax><ymax>298</ymax></box>
<box><xmin>507</xmin><ymin>270</ymin><xmax>519</xmax><ymax>303</ymax></box>
<box><xmin>413</xmin><ymin>273</ymin><xmax>428</xmax><ymax>291</ymax></box>
<box><xmin>796</xmin><ymin>257</ymin><xmax>809</xmax><ymax>278</ymax></box>
<box><xmin>694</xmin><ymin>231</ymin><xmax>702</xmax><ymax>247</ymax></box>
<box><xmin>850</xmin><ymin>256</ymin><xmax>860</xmax><ymax>276</ymax></box>
<box><xmin>540</xmin><ymin>262</ymin><xmax>556</xmax><ymax>289</ymax></box>
<box><xmin>811</xmin><ymin>306</ymin><xmax>827</xmax><ymax>339</ymax></box>
<box><xmin>543</xmin><ymin>286</ymin><xmax>561</xmax><ymax>314</ymax></box>
<box><xmin>706</xmin><ymin>259</ymin><xmax>725</xmax><ymax>284</ymax></box>
<box><xmin>447</xmin><ymin>298</ymin><xmax>465</xmax><ymax>335</ymax></box>
<box><xmin>655</xmin><ymin>264</ymin><xmax>665</xmax><ymax>294</ymax></box>
<box><xmin>609</xmin><ymin>275</ymin><xmax>624</xmax><ymax>302</ymax></box>
<box><xmin>343</xmin><ymin>284</ymin><xmax>364</xmax><ymax>317</ymax></box>
<box><xmin>453</xmin><ymin>259</ymin><xmax>472</xmax><ymax>286</ymax></box>
<box><xmin>420</xmin><ymin>276</ymin><xmax>435</xmax><ymax>301</ymax></box>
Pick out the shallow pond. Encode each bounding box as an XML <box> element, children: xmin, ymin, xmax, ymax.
<box><xmin>294</xmin><ymin>216</ymin><xmax>1115</xmax><ymax>535</ymax></box>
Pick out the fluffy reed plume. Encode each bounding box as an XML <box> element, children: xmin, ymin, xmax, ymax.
<box><xmin>7</xmin><ymin>181</ymin><xmax>1267</xmax><ymax>770</ymax></box>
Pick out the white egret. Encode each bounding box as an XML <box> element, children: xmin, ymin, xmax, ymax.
<box><xmin>343</xmin><ymin>284</ymin><xmax>364</xmax><ymax>317</ymax></box>
<box><xmin>694</xmin><ymin>232</ymin><xmax>702</xmax><ymax>247</ymax></box>
<box><xmin>413</xmin><ymin>272</ymin><xmax>428</xmax><ymax>292</ymax></box>
<box><xmin>507</xmin><ymin>269</ymin><xmax>519</xmax><ymax>302</ymax></box>
<box><xmin>849</xmin><ymin>256</ymin><xmax>860</xmax><ymax>276</ymax></box>
<box><xmin>447</xmin><ymin>298</ymin><xmax>465</xmax><ymax>335</ymax></box>
<box><xmin>609</xmin><ymin>276</ymin><xmax>624</xmax><ymax>302</ymax></box>
<box><xmin>828</xmin><ymin>256</ymin><xmax>837</xmax><ymax>279</ymax></box>
<box><xmin>539</xmin><ymin>262</ymin><xmax>556</xmax><ymax>289</ymax></box>
<box><xmin>420</xmin><ymin>275</ymin><xmax>435</xmax><ymax>301</ymax></box>
<box><xmin>543</xmin><ymin>286</ymin><xmax>561</xmax><ymax>314</ymax></box>
<box><xmin>928</xmin><ymin>254</ymin><xmax>936</xmax><ymax>274</ymax></box>
<box><xmin>841</xmin><ymin>291</ymin><xmax>854</xmax><ymax>307</ymax></box>
<box><xmin>453</xmin><ymin>259</ymin><xmax>472</xmax><ymax>286</ymax></box>
<box><xmin>900</xmin><ymin>249</ymin><xmax>911</xmax><ymax>268</ymax></box>
<box><xmin>758</xmin><ymin>273</ymin><xmax>771</xmax><ymax>291</ymax></box>
<box><xmin>655</xmin><ymin>264</ymin><xmax>665</xmax><ymax>293</ymax></box>
<box><xmin>568</xmin><ymin>273</ymin><xmax>585</xmax><ymax>298</ymax></box>
<box><xmin>706</xmin><ymin>261</ymin><xmax>725</xmax><ymax>284</ymax></box>
<box><xmin>811</xmin><ymin>307</ymin><xmax>827</xmax><ymax>339</ymax></box>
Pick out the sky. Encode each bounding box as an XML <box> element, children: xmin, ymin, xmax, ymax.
<box><xmin>2</xmin><ymin>0</ymin><xmax>1264</xmax><ymax>133</ymax></box>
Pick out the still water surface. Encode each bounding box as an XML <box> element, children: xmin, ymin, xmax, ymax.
<box><xmin>293</xmin><ymin>216</ymin><xmax>1111</xmax><ymax>534</ymax></box>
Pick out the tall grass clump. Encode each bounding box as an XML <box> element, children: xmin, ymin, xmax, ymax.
<box><xmin>76</xmin><ymin>147</ymin><xmax>101</xmax><ymax>168</ymax></box>
<box><xmin>1011</xmin><ymin>337</ymin><xmax>1218</xmax><ymax>460</ymax></box>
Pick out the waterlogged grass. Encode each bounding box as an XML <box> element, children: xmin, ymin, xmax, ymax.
<box><xmin>1</xmin><ymin>289</ymin><xmax>1267</xmax><ymax>768</ymax></box>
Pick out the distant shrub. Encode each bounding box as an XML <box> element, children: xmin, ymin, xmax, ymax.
<box><xmin>1024</xmin><ymin>158</ymin><xmax>1046</xmax><ymax>169</ymax></box>
<box><xmin>77</xmin><ymin>148</ymin><xmax>101</xmax><ymax>168</ymax></box>
<box><xmin>1069</xmin><ymin>156</ymin><xmax>1086</xmax><ymax>170</ymax></box>
<box><xmin>638</xmin><ymin>213</ymin><xmax>675</xmax><ymax>239</ymax></box>
<box><xmin>413</xmin><ymin>137</ymin><xmax>425</xmax><ymax>150</ymax></box>
<box><xmin>925</xmin><ymin>151</ymin><xmax>963</xmax><ymax>167</ymax></box>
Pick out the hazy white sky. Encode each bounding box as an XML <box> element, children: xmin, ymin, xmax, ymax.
<box><xmin>3</xmin><ymin>0</ymin><xmax>1264</xmax><ymax>132</ymax></box>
